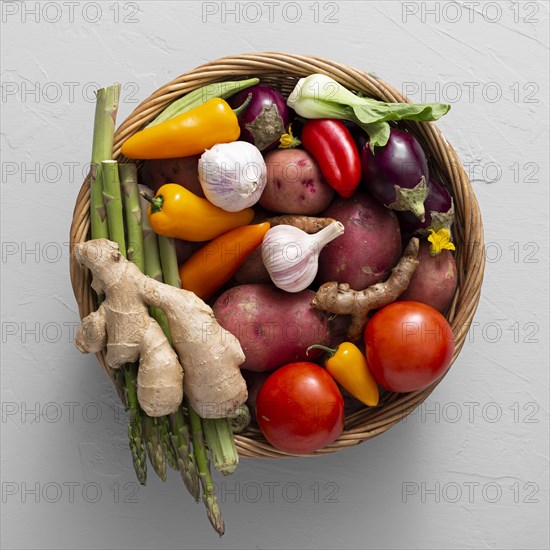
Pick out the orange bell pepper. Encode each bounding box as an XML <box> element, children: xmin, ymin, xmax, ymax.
<box><xmin>122</xmin><ymin>97</ymin><xmax>243</xmax><ymax>159</ymax></box>
<box><xmin>179</xmin><ymin>222</ymin><xmax>270</xmax><ymax>299</ymax></box>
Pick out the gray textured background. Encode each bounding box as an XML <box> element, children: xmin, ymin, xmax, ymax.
<box><xmin>1</xmin><ymin>1</ymin><xmax>549</xmax><ymax>549</ymax></box>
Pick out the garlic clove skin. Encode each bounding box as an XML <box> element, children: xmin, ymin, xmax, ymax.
<box><xmin>262</xmin><ymin>225</ymin><xmax>314</xmax><ymax>293</ymax></box>
<box><xmin>262</xmin><ymin>221</ymin><xmax>345</xmax><ymax>293</ymax></box>
<box><xmin>198</xmin><ymin>141</ymin><xmax>267</xmax><ymax>212</ymax></box>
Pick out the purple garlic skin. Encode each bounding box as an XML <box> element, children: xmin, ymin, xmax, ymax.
<box><xmin>361</xmin><ymin>129</ymin><xmax>429</xmax><ymax>221</ymax></box>
<box><xmin>397</xmin><ymin>177</ymin><xmax>454</xmax><ymax>236</ymax></box>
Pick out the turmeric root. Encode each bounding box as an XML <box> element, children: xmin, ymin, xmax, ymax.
<box><xmin>266</xmin><ymin>215</ymin><xmax>335</xmax><ymax>233</ymax></box>
<box><xmin>311</xmin><ymin>238</ymin><xmax>420</xmax><ymax>341</ymax></box>
<box><xmin>74</xmin><ymin>238</ymin><xmax>247</xmax><ymax>419</ymax></box>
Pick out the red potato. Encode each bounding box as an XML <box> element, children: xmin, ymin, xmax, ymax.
<box><xmin>233</xmin><ymin>246</ymin><xmax>271</xmax><ymax>285</ymax></box>
<box><xmin>232</xmin><ymin>207</ymin><xmax>272</xmax><ymax>285</ymax></box>
<box><xmin>260</xmin><ymin>149</ymin><xmax>335</xmax><ymax>214</ymax></box>
<box><xmin>212</xmin><ymin>284</ymin><xmax>331</xmax><ymax>372</ymax></box>
<box><xmin>141</xmin><ymin>155</ymin><xmax>203</xmax><ymax>196</ymax></box>
<box><xmin>317</xmin><ymin>193</ymin><xmax>402</xmax><ymax>290</ymax></box>
<box><xmin>398</xmin><ymin>240</ymin><xmax>457</xmax><ymax>312</ymax></box>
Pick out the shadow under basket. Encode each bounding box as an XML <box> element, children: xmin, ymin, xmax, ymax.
<box><xmin>69</xmin><ymin>52</ymin><xmax>485</xmax><ymax>459</ymax></box>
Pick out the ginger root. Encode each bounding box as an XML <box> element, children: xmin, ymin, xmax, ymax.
<box><xmin>266</xmin><ymin>215</ymin><xmax>336</xmax><ymax>233</ymax></box>
<box><xmin>74</xmin><ymin>239</ymin><xmax>247</xmax><ymax>418</ymax></box>
<box><xmin>311</xmin><ymin>238</ymin><xmax>420</xmax><ymax>341</ymax></box>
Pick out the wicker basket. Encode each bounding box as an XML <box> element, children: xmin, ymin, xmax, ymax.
<box><xmin>70</xmin><ymin>53</ymin><xmax>485</xmax><ymax>458</ymax></box>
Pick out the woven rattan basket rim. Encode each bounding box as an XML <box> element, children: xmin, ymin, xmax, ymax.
<box><xmin>70</xmin><ymin>52</ymin><xmax>485</xmax><ymax>458</ymax></box>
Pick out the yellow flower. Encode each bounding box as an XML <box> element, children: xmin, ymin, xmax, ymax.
<box><xmin>427</xmin><ymin>228</ymin><xmax>455</xmax><ymax>256</ymax></box>
<box><xmin>279</xmin><ymin>124</ymin><xmax>301</xmax><ymax>149</ymax></box>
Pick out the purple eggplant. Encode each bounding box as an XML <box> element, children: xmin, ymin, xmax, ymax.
<box><xmin>228</xmin><ymin>85</ymin><xmax>290</xmax><ymax>151</ymax></box>
<box><xmin>361</xmin><ymin>129</ymin><xmax>429</xmax><ymax>221</ymax></box>
<box><xmin>397</xmin><ymin>177</ymin><xmax>454</xmax><ymax>236</ymax></box>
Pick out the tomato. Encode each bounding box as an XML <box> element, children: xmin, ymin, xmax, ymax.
<box><xmin>364</xmin><ymin>301</ymin><xmax>454</xmax><ymax>392</ymax></box>
<box><xmin>256</xmin><ymin>362</ymin><xmax>344</xmax><ymax>454</ymax></box>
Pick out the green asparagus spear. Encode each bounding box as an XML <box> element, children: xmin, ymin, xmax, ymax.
<box><xmin>190</xmin><ymin>405</ymin><xmax>225</xmax><ymax>536</ymax></box>
<box><xmin>118</xmin><ymin>162</ymin><xmax>147</xmax><ymax>484</ymax></box>
<box><xmin>125</xmin><ymin>364</ymin><xmax>147</xmax><ymax>485</ymax></box>
<box><xmin>138</xmin><ymin>189</ymin><xmax>200</xmax><ymax>495</ymax></box>
<box><xmin>90</xmin><ymin>84</ymin><xmax>119</xmax><ymax>239</ymax></box>
<box><xmin>159</xmin><ymin>416</ymin><xmax>179</xmax><ymax>471</ymax></box>
<box><xmin>101</xmin><ymin>159</ymin><xmax>147</xmax><ymax>484</ymax></box>
<box><xmin>143</xmin><ymin>415</ymin><xmax>167</xmax><ymax>481</ymax></box>
<box><xmin>157</xmin><ymin>234</ymin><xmax>225</xmax><ymax>535</ymax></box>
<box><xmin>101</xmin><ymin>160</ymin><xmax>126</xmax><ymax>257</ymax></box>
<box><xmin>202</xmin><ymin>418</ymin><xmax>239</xmax><ymax>476</ymax></box>
<box><xmin>139</xmin><ymin>186</ymin><xmax>172</xmax><ymax>343</ymax></box>
<box><xmin>88</xmin><ymin>89</ymin><xmax>147</xmax><ymax>486</ymax></box>
<box><xmin>120</xmin><ymin>164</ymin><xmax>144</xmax><ymax>271</ymax></box>
<box><xmin>170</xmin><ymin>409</ymin><xmax>200</xmax><ymax>501</ymax></box>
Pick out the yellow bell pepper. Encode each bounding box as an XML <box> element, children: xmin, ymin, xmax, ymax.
<box><xmin>308</xmin><ymin>342</ymin><xmax>379</xmax><ymax>406</ymax></box>
<box><xmin>143</xmin><ymin>184</ymin><xmax>254</xmax><ymax>242</ymax></box>
<box><xmin>122</xmin><ymin>97</ymin><xmax>245</xmax><ymax>159</ymax></box>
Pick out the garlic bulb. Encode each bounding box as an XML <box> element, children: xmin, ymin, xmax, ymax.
<box><xmin>262</xmin><ymin>221</ymin><xmax>345</xmax><ymax>293</ymax></box>
<box><xmin>198</xmin><ymin>141</ymin><xmax>267</xmax><ymax>212</ymax></box>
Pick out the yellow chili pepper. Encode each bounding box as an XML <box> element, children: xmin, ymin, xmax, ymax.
<box><xmin>143</xmin><ymin>184</ymin><xmax>254</xmax><ymax>242</ymax></box>
<box><xmin>122</xmin><ymin>97</ymin><xmax>249</xmax><ymax>159</ymax></box>
<box><xmin>179</xmin><ymin>222</ymin><xmax>270</xmax><ymax>300</ymax></box>
<box><xmin>308</xmin><ymin>342</ymin><xmax>379</xmax><ymax>406</ymax></box>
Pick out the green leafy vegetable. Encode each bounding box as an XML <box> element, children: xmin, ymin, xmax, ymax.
<box><xmin>287</xmin><ymin>74</ymin><xmax>450</xmax><ymax>149</ymax></box>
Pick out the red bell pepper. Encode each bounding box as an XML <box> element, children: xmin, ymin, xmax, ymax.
<box><xmin>301</xmin><ymin>119</ymin><xmax>361</xmax><ymax>198</ymax></box>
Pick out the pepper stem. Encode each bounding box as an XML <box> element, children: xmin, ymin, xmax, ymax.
<box><xmin>307</xmin><ymin>344</ymin><xmax>337</xmax><ymax>358</ymax></box>
<box><xmin>232</xmin><ymin>93</ymin><xmax>253</xmax><ymax>116</ymax></box>
<box><xmin>140</xmin><ymin>191</ymin><xmax>164</xmax><ymax>214</ymax></box>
